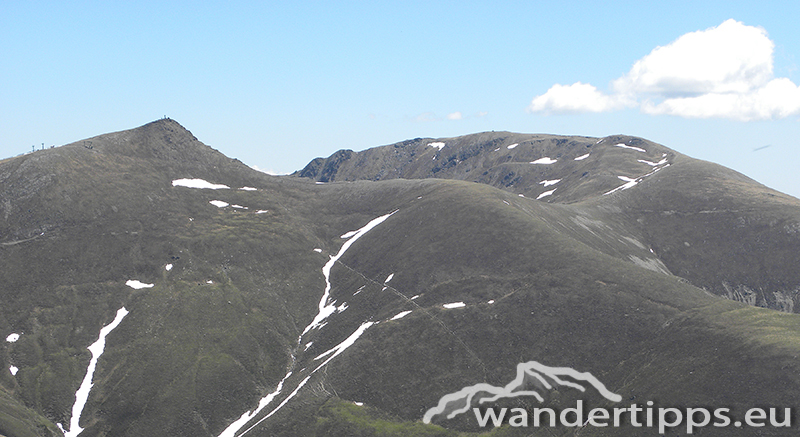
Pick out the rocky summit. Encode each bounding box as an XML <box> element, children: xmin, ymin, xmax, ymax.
<box><xmin>1</xmin><ymin>119</ymin><xmax>800</xmax><ymax>436</ymax></box>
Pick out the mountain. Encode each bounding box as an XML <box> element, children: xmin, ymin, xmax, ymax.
<box><xmin>296</xmin><ymin>132</ymin><xmax>800</xmax><ymax>313</ymax></box>
<box><xmin>1</xmin><ymin>119</ymin><xmax>799</xmax><ymax>437</ymax></box>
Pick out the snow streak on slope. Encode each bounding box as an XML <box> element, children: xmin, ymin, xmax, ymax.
<box><xmin>537</xmin><ymin>189</ymin><xmax>557</xmax><ymax>200</ymax></box>
<box><xmin>58</xmin><ymin>307</ymin><xmax>129</xmax><ymax>437</ymax></box>
<box><xmin>604</xmin><ymin>163</ymin><xmax>671</xmax><ymax>195</ymax></box>
<box><xmin>301</xmin><ymin>210</ymin><xmax>398</xmax><ymax>337</ymax></box>
<box><xmin>235</xmin><ymin>322</ymin><xmax>376</xmax><ymax>437</ymax></box>
<box><xmin>217</xmin><ymin>210</ymin><xmax>397</xmax><ymax>437</ymax></box>
<box><xmin>172</xmin><ymin>178</ymin><xmax>230</xmax><ymax>189</ymax></box>
<box><xmin>574</xmin><ymin>153</ymin><xmax>590</xmax><ymax>161</ymax></box>
<box><xmin>614</xmin><ymin>143</ymin><xmax>646</xmax><ymax>153</ymax></box>
<box><xmin>391</xmin><ymin>311</ymin><xmax>412</xmax><ymax>320</ymax></box>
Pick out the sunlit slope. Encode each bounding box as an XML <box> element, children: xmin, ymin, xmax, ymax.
<box><xmin>601</xmin><ymin>155</ymin><xmax>800</xmax><ymax>312</ymax></box>
<box><xmin>249</xmin><ymin>179</ymin><xmax>800</xmax><ymax>436</ymax></box>
<box><xmin>0</xmin><ymin>120</ymin><xmax>331</xmax><ymax>436</ymax></box>
<box><xmin>295</xmin><ymin>132</ymin><xmax>678</xmax><ymax>203</ymax></box>
<box><xmin>1</xmin><ymin>120</ymin><xmax>799</xmax><ymax>437</ymax></box>
<box><xmin>296</xmin><ymin>133</ymin><xmax>800</xmax><ymax>313</ymax></box>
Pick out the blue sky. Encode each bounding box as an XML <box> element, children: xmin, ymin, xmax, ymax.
<box><xmin>2</xmin><ymin>1</ymin><xmax>799</xmax><ymax>198</ymax></box>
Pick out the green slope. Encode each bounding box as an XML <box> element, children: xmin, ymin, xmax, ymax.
<box><xmin>1</xmin><ymin>120</ymin><xmax>799</xmax><ymax>437</ymax></box>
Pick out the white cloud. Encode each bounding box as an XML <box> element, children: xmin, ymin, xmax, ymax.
<box><xmin>446</xmin><ymin>111</ymin><xmax>463</xmax><ymax>120</ymax></box>
<box><xmin>643</xmin><ymin>78</ymin><xmax>800</xmax><ymax>120</ymax></box>
<box><xmin>528</xmin><ymin>82</ymin><xmax>632</xmax><ymax>113</ymax></box>
<box><xmin>613</xmin><ymin>19</ymin><xmax>774</xmax><ymax>97</ymax></box>
<box><xmin>528</xmin><ymin>19</ymin><xmax>800</xmax><ymax>121</ymax></box>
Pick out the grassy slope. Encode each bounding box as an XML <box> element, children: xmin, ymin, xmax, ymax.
<box><xmin>0</xmin><ymin>120</ymin><xmax>331</xmax><ymax>436</ymax></box>
<box><xmin>295</xmin><ymin>133</ymin><xmax>800</xmax><ymax>315</ymax></box>
<box><xmin>1</xmin><ymin>121</ymin><xmax>799</xmax><ymax>436</ymax></box>
<box><xmin>234</xmin><ymin>180</ymin><xmax>800</xmax><ymax>436</ymax></box>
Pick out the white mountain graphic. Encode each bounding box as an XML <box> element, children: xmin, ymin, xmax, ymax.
<box><xmin>423</xmin><ymin>361</ymin><xmax>622</xmax><ymax>424</ymax></box>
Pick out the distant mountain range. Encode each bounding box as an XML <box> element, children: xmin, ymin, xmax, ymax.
<box><xmin>1</xmin><ymin>119</ymin><xmax>799</xmax><ymax>436</ymax></box>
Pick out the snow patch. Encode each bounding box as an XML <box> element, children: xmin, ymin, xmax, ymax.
<box><xmin>384</xmin><ymin>273</ymin><xmax>394</xmax><ymax>283</ymax></box>
<box><xmin>507</xmin><ymin>143</ymin><xmax>519</xmax><ymax>150</ymax></box>
<box><xmin>443</xmin><ymin>302</ymin><xmax>466</xmax><ymax>309</ymax></box>
<box><xmin>172</xmin><ymin>178</ymin><xmax>230</xmax><ymax>190</ymax></box>
<box><xmin>239</xmin><ymin>187</ymin><xmax>257</xmax><ymax>191</ymax></box>
<box><xmin>209</xmin><ymin>200</ymin><xmax>229</xmax><ymax>208</ymax></box>
<box><xmin>126</xmin><ymin>280</ymin><xmax>153</xmax><ymax>289</ymax></box>
<box><xmin>165</xmin><ymin>264</ymin><xmax>173</xmax><ymax>271</ymax></box>
<box><xmin>231</xmin><ymin>204</ymin><xmax>248</xmax><ymax>209</ymax></box>
<box><xmin>537</xmin><ymin>189</ymin><xmax>556</xmax><ymax>200</ymax></box>
<box><xmin>604</xmin><ymin>163</ymin><xmax>670</xmax><ymax>196</ymax></box>
<box><xmin>59</xmin><ymin>307</ymin><xmax>128</xmax><ymax>437</ymax></box>
<box><xmin>428</xmin><ymin>142</ymin><xmax>446</xmax><ymax>150</ymax></box>
<box><xmin>340</xmin><ymin>230</ymin><xmax>358</xmax><ymax>239</ymax></box>
<box><xmin>6</xmin><ymin>333</ymin><xmax>19</xmax><ymax>343</ymax></box>
<box><xmin>9</xmin><ymin>366</ymin><xmax>18</xmax><ymax>376</ymax></box>
<box><xmin>539</xmin><ymin>179</ymin><xmax>561</xmax><ymax>187</ymax></box>
<box><xmin>256</xmin><ymin>210</ymin><xmax>269</xmax><ymax>214</ymax></box>
<box><xmin>638</xmin><ymin>158</ymin><xmax>668</xmax><ymax>166</ymax></box>
<box><xmin>487</xmin><ymin>300</ymin><xmax>495</xmax><ymax>304</ymax></box>
<box><xmin>391</xmin><ymin>311</ymin><xmax>412</xmax><ymax>321</ymax></box>
<box><xmin>354</xmin><ymin>401</ymin><xmax>364</xmax><ymax>406</ymax></box>
<box><xmin>410</xmin><ymin>295</ymin><xmax>420</xmax><ymax>300</ymax></box>
<box><xmin>574</xmin><ymin>153</ymin><xmax>590</xmax><ymax>161</ymax></box>
<box><xmin>314</xmin><ymin>248</ymin><xmax>323</xmax><ymax>253</ymax></box>
<box><xmin>613</xmin><ymin>143</ymin><xmax>646</xmax><ymax>153</ymax></box>
<box><xmin>530</xmin><ymin>157</ymin><xmax>557</xmax><ymax>164</ymax></box>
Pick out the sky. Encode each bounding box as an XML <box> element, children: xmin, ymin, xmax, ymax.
<box><xmin>2</xmin><ymin>1</ymin><xmax>799</xmax><ymax>198</ymax></box>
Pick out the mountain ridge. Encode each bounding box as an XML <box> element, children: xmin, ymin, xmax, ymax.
<box><xmin>1</xmin><ymin>119</ymin><xmax>799</xmax><ymax>436</ymax></box>
<box><xmin>295</xmin><ymin>131</ymin><xmax>800</xmax><ymax>314</ymax></box>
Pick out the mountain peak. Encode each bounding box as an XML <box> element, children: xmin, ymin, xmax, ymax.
<box><xmin>60</xmin><ymin>118</ymin><xmax>216</xmax><ymax>162</ymax></box>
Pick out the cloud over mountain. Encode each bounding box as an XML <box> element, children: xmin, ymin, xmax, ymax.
<box><xmin>528</xmin><ymin>19</ymin><xmax>800</xmax><ymax>120</ymax></box>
